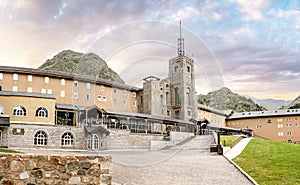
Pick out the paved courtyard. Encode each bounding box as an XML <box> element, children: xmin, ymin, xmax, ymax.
<box><xmin>109</xmin><ymin>135</ymin><xmax>253</xmax><ymax>185</ymax></box>
<box><xmin>13</xmin><ymin>135</ymin><xmax>253</xmax><ymax>185</ymax></box>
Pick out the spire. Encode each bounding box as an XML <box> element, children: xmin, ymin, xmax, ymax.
<box><xmin>177</xmin><ymin>21</ymin><xmax>184</xmax><ymax>56</ymax></box>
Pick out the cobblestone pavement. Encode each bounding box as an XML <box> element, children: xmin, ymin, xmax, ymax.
<box><xmin>14</xmin><ymin>135</ymin><xmax>253</xmax><ymax>185</ymax></box>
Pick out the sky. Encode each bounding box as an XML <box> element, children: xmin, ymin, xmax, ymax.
<box><xmin>0</xmin><ymin>0</ymin><xmax>299</xmax><ymax>100</ymax></box>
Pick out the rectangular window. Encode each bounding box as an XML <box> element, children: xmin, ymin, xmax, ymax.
<box><xmin>132</xmin><ymin>92</ymin><xmax>136</xmax><ymax>97</ymax></box>
<box><xmin>41</xmin><ymin>88</ymin><xmax>46</xmax><ymax>94</ymax></box>
<box><xmin>0</xmin><ymin>73</ymin><xmax>3</xmax><ymax>80</ymax></box>
<box><xmin>102</xmin><ymin>96</ymin><xmax>107</xmax><ymax>102</ymax></box>
<box><xmin>98</xmin><ymin>95</ymin><xmax>102</xmax><ymax>102</ymax></box>
<box><xmin>74</xmin><ymin>81</ymin><xmax>78</xmax><ymax>87</ymax></box>
<box><xmin>47</xmin><ymin>89</ymin><xmax>52</xmax><ymax>94</ymax></box>
<box><xmin>132</xmin><ymin>101</ymin><xmax>136</xmax><ymax>106</ymax></box>
<box><xmin>187</xmin><ymin>66</ymin><xmax>190</xmax><ymax>72</ymax></box>
<box><xmin>86</xmin><ymin>93</ymin><xmax>90</xmax><ymax>100</ymax></box>
<box><xmin>28</xmin><ymin>75</ymin><xmax>32</xmax><ymax>82</ymax></box>
<box><xmin>45</xmin><ymin>77</ymin><xmax>49</xmax><ymax>83</ymax></box>
<box><xmin>61</xmin><ymin>79</ymin><xmax>65</xmax><ymax>85</ymax></box>
<box><xmin>188</xmin><ymin>110</ymin><xmax>191</xmax><ymax>116</ymax></box>
<box><xmin>277</xmin><ymin>124</ymin><xmax>283</xmax><ymax>128</ymax></box>
<box><xmin>175</xmin><ymin>110</ymin><xmax>180</xmax><ymax>116</ymax></box>
<box><xmin>0</xmin><ymin>85</ymin><xmax>2</xmax><ymax>91</ymax></box>
<box><xmin>287</xmin><ymin>131</ymin><xmax>292</xmax><ymax>136</ymax></box>
<box><xmin>114</xmin><ymin>88</ymin><xmax>117</xmax><ymax>93</ymax></box>
<box><xmin>278</xmin><ymin>132</ymin><xmax>283</xmax><ymax>137</ymax></box>
<box><xmin>123</xmin><ymin>100</ymin><xmax>127</xmax><ymax>105</ymax></box>
<box><xmin>277</xmin><ymin>118</ymin><xmax>283</xmax><ymax>122</ymax></box>
<box><xmin>286</xmin><ymin>123</ymin><xmax>292</xmax><ymax>127</ymax></box>
<box><xmin>123</xmin><ymin>90</ymin><xmax>127</xmax><ymax>96</ymax></box>
<box><xmin>73</xmin><ymin>92</ymin><xmax>78</xmax><ymax>99</ymax></box>
<box><xmin>256</xmin><ymin>125</ymin><xmax>262</xmax><ymax>129</ymax></box>
<box><xmin>296</xmin><ymin>123</ymin><xmax>298</xmax><ymax>127</ymax></box>
<box><xmin>174</xmin><ymin>66</ymin><xmax>178</xmax><ymax>72</ymax></box>
<box><xmin>167</xmin><ymin>110</ymin><xmax>170</xmax><ymax>116</ymax></box>
<box><xmin>60</xmin><ymin>90</ymin><xmax>65</xmax><ymax>97</ymax></box>
<box><xmin>100</xmin><ymin>85</ymin><xmax>104</xmax><ymax>91</ymax></box>
<box><xmin>13</xmin><ymin>73</ymin><xmax>18</xmax><ymax>81</ymax></box>
<box><xmin>113</xmin><ymin>98</ymin><xmax>117</xmax><ymax>104</ymax></box>
<box><xmin>86</xmin><ymin>83</ymin><xmax>90</xmax><ymax>89</ymax></box>
<box><xmin>27</xmin><ymin>87</ymin><xmax>32</xmax><ymax>93</ymax></box>
<box><xmin>12</xmin><ymin>86</ymin><xmax>18</xmax><ymax>92</ymax></box>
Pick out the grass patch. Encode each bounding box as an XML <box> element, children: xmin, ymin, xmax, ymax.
<box><xmin>233</xmin><ymin>138</ymin><xmax>300</xmax><ymax>185</ymax></box>
<box><xmin>0</xmin><ymin>148</ymin><xmax>21</xmax><ymax>154</ymax></box>
<box><xmin>220</xmin><ymin>135</ymin><xmax>243</xmax><ymax>148</ymax></box>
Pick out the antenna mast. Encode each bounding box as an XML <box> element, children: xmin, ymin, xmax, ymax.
<box><xmin>177</xmin><ymin>21</ymin><xmax>185</xmax><ymax>56</ymax></box>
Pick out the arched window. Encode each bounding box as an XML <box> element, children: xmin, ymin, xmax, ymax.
<box><xmin>61</xmin><ymin>132</ymin><xmax>74</xmax><ymax>146</ymax></box>
<box><xmin>13</xmin><ymin>106</ymin><xmax>26</xmax><ymax>116</ymax></box>
<box><xmin>35</xmin><ymin>107</ymin><xmax>48</xmax><ymax>118</ymax></box>
<box><xmin>88</xmin><ymin>134</ymin><xmax>99</xmax><ymax>150</ymax></box>
<box><xmin>175</xmin><ymin>87</ymin><xmax>180</xmax><ymax>105</ymax></box>
<box><xmin>187</xmin><ymin>87</ymin><xmax>191</xmax><ymax>105</ymax></box>
<box><xmin>34</xmin><ymin>131</ymin><xmax>48</xmax><ymax>146</ymax></box>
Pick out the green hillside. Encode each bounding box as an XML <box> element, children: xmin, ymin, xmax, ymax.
<box><xmin>280</xmin><ymin>95</ymin><xmax>300</xmax><ymax>109</ymax></box>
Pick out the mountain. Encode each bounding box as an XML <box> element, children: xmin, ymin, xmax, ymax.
<box><xmin>248</xmin><ymin>97</ymin><xmax>288</xmax><ymax>110</ymax></box>
<box><xmin>280</xmin><ymin>95</ymin><xmax>300</xmax><ymax>109</ymax></box>
<box><xmin>38</xmin><ymin>50</ymin><xmax>125</xmax><ymax>84</ymax></box>
<box><xmin>198</xmin><ymin>87</ymin><xmax>267</xmax><ymax>112</ymax></box>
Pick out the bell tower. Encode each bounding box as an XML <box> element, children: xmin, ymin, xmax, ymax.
<box><xmin>169</xmin><ymin>21</ymin><xmax>197</xmax><ymax>121</ymax></box>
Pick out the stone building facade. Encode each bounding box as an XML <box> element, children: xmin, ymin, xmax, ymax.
<box><xmin>138</xmin><ymin>23</ymin><xmax>197</xmax><ymax>122</ymax></box>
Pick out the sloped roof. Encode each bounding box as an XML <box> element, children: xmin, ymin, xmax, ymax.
<box><xmin>227</xmin><ymin>109</ymin><xmax>300</xmax><ymax>120</ymax></box>
<box><xmin>0</xmin><ymin>66</ymin><xmax>141</xmax><ymax>91</ymax></box>
<box><xmin>0</xmin><ymin>91</ymin><xmax>55</xmax><ymax>99</ymax></box>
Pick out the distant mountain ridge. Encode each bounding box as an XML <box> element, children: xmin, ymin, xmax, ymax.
<box><xmin>38</xmin><ymin>50</ymin><xmax>125</xmax><ymax>84</ymax></box>
<box><xmin>248</xmin><ymin>96</ymin><xmax>288</xmax><ymax>110</ymax></box>
<box><xmin>198</xmin><ymin>87</ymin><xmax>267</xmax><ymax>112</ymax></box>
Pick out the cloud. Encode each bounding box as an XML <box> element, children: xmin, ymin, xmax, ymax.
<box><xmin>0</xmin><ymin>0</ymin><xmax>299</xmax><ymax>100</ymax></box>
<box><xmin>235</xmin><ymin>0</ymin><xmax>270</xmax><ymax>21</ymax></box>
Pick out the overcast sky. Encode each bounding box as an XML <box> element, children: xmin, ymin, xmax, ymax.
<box><xmin>0</xmin><ymin>0</ymin><xmax>299</xmax><ymax>100</ymax></box>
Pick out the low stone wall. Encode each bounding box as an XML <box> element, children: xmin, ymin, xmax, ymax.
<box><xmin>107</xmin><ymin>129</ymin><xmax>164</xmax><ymax>150</ymax></box>
<box><xmin>150</xmin><ymin>131</ymin><xmax>194</xmax><ymax>150</ymax></box>
<box><xmin>170</xmin><ymin>131</ymin><xmax>194</xmax><ymax>142</ymax></box>
<box><xmin>0</xmin><ymin>154</ymin><xmax>112</xmax><ymax>185</ymax></box>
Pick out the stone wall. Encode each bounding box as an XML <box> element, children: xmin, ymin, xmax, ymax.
<box><xmin>107</xmin><ymin>129</ymin><xmax>164</xmax><ymax>150</ymax></box>
<box><xmin>150</xmin><ymin>131</ymin><xmax>194</xmax><ymax>150</ymax></box>
<box><xmin>170</xmin><ymin>131</ymin><xmax>194</xmax><ymax>142</ymax></box>
<box><xmin>8</xmin><ymin>124</ymin><xmax>88</xmax><ymax>150</ymax></box>
<box><xmin>0</xmin><ymin>154</ymin><xmax>112</xmax><ymax>185</ymax></box>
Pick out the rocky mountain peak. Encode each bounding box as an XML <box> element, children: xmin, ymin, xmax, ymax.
<box><xmin>38</xmin><ymin>50</ymin><xmax>125</xmax><ymax>84</ymax></box>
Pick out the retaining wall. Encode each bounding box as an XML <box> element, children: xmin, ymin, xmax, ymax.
<box><xmin>0</xmin><ymin>154</ymin><xmax>112</xmax><ymax>185</ymax></box>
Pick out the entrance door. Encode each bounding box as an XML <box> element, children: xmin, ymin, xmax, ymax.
<box><xmin>88</xmin><ymin>134</ymin><xmax>99</xmax><ymax>150</ymax></box>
